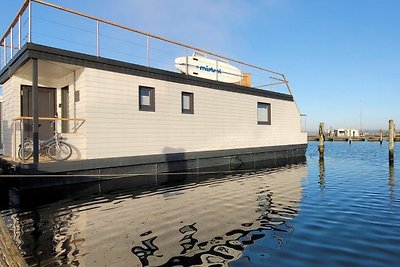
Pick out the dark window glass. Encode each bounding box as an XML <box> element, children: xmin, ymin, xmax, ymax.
<box><xmin>182</xmin><ymin>92</ymin><xmax>194</xmax><ymax>114</ymax></box>
<box><xmin>139</xmin><ymin>86</ymin><xmax>155</xmax><ymax>112</ymax></box>
<box><xmin>257</xmin><ymin>102</ymin><xmax>271</xmax><ymax>125</ymax></box>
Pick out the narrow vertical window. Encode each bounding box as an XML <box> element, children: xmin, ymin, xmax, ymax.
<box><xmin>61</xmin><ymin>86</ymin><xmax>69</xmax><ymax>133</ymax></box>
<box><xmin>139</xmin><ymin>86</ymin><xmax>155</xmax><ymax>112</ymax></box>
<box><xmin>182</xmin><ymin>92</ymin><xmax>194</xmax><ymax>114</ymax></box>
<box><xmin>257</xmin><ymin>102</ymin><xmax>271</xmax><ymax>125</ymax></box>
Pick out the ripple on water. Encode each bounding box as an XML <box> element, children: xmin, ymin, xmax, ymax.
<box><xmin>1</xmin><ymin>142</ymin><xmax>400</xmax><ymax>266</ymax></box>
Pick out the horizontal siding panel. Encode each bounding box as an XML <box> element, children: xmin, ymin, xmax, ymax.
<box><xmin>82</xmin><ymin>67</ymin><xmax>305</xmax><ymax>158</ymax></box>
<box><xmin>1</xmin><ymin>65</ymin><xmax>305</xmax><ymax>160</ymax></box>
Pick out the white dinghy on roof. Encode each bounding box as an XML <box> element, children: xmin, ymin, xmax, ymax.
<box><xmin>175</xmin><ymin>53</ymin><xmax>243</xmax><ymax>83</ymax></box>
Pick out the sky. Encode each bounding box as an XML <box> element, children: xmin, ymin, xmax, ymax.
<box><xmin>1</xmin><ymin>0</ymin><xmax>400</xmax><ymax>132</ymax></box>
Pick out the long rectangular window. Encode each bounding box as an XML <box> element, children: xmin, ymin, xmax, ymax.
<box><xmin>182</xmin><ymin>92</ymin><xmax>194</xmax><ymax>114</ymax></box>
<box><xmin>257</xmin><ymin>102</ymin><xmax>271</xmax><ymax>125</ymax></box>
<box><xmin>139</xmin><ymin>86</ymin><xmax>155</xmax><ymax>112</ymax></box>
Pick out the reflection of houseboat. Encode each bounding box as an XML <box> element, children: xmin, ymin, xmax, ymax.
<box><xmin>0</xmin><ymin>1</ymin><xmax>306</xmax><ymax>178</ymax></box>
<box><xmin>5</xmin><ymin>165</ymin><xmax>306</xmax><ymax>266</ymax></box>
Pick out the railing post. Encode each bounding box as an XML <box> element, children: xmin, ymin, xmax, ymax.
<box><xmin>0</xmin><ymin>42</ymin><xmax>2</xmax><ymax>68</ymax></box>
<box><xmin>146</xmin><ymin>36</ymin><xmax>150</xmax><ymax>67</ymax></box>
<box><xmin>185</xmin><ymin>48</ymin><xmax>188</xmax><ymax>75</ymax></box>
<box><xmin>216</xmin><ymin>59</ymin><xmax>219</xmax><ymax>81</ymax></box>
<box><xmin>96</xmin><ymin>20</ymin><xmax>99</xmax><ymax>56</ymax></box>
<box><xmin>240</xmin><ymin>66</ymin><xmax>243</xmax><ymax>86</ymax></box>
<box><xmin>28</xmin><ymin>0</ymin><xmax>32</xmax><ymax>43</ymax></box>
<box><xmin>20</xmin><ymin>119</ymin><xmax>25</xmax><ymax>162</ymax></box>
<box><xmin>13</xmin><ymin>120</ymin><xmax>16</xmax><ymax>160</ymax></box>
<box><xmin>3</xmin><ymin>39</ymin><xmax>6</xmax><ymax>66</ymax></box>
<box><xmin>18</xmin><ymin>15</ymin><xmax>21</xmax><ymax>49</ymax></box>
<box><xmin>32</xmin><ymin>58</ymin><xmax>39</xmax><ymax>167</ymax></box>
<box><xmin>10</xmin><ymin>28</ymin><xmax>13</xmax><ymax>58</ymax></box>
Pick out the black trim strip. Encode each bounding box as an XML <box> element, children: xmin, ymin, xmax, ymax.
<box><xmin>18</xmin><ymin>143</ymin><xmax>308</xmax><ymax>173</ymax></box>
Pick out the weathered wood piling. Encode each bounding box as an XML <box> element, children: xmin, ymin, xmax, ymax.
<box><xmin>389</xmin><ymin>120</ymin><xmax>395</xmax><ymax>163</ymax></box>
<box><xmin>318</xmin><ymin>122</ymin><xmax>324</xmax><ymax>159</ymax></box>
<box><xmin>0</xmin><ymin>216</ymin><xmax>27</xmax><ymax>267</ymax></box>
<box><xmin>311</xmin><ymin>120</ymin><xmax>396</xmax><ymax>164</ymax></box>
<box><xmin>319</xmin><ymin>155</ymin><xmax>325</xmax><ymax>188</ymax></box>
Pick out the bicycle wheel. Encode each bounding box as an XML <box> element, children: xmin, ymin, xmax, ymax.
<box><xmin>18</xmin><ymin>140</ymin><xmax>33</xmax><ymax>160</ymax></box>
<box><xmin>46</xmin><ymin>141</ymin><xmax>72</xmax><ymax>161</ymax></box>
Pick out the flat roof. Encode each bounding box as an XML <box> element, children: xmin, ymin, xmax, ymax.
<box><xmin>0</xmin><ymin>43</ymin><xmax>294</xmax><ymax>101</ymax></box>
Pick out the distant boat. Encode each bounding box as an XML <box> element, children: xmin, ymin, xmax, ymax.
<box><xmin>175</xmin><ymin>53</ymin><xmax>242</xmax><ymax>83</ymax></box>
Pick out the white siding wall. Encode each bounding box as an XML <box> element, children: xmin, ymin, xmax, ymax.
<box><xmin>2</xmin><ymin>65</ymin><xmax>306</xmax><ymax>160</ymax></box>
<box><xmin>84</xmin><ymin>68</ymin><xmax>306</xmax><ymax>159</ymax></box>
<box><xmin>1</xmin><ymin>77</ymin><xmax>19</xmax><ymax>157</ymax></box>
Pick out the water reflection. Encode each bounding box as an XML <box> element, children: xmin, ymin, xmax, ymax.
<box><xmin>132</xmin><ymin>236</ymin><xmax>160</xmax><ymax>266</ymax></box>
<box><xmin>389</xmin><ymin>162</ymin><xmax>395</xmax><ymax>204</ymax></box>
<box><xmin>319</xmin><ymin>158</ymin><xmax>325</xmax><ymax>189</ymax></box>
<box><xmin>0</xmin><ymin>164</ymin><xmax>306</xmax><ymax>266</ymax></box>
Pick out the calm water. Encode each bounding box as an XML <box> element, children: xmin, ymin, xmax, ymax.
<box><xmin>1</xmin><ymin>141</ymin><xmax>400</xmax><ymax>266</ymax></box>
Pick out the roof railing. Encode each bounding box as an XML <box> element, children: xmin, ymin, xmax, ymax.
<box><xmin>0</xmin><ymin>0</ymin><xmax>293</xmax><ymax>95</ymax></box>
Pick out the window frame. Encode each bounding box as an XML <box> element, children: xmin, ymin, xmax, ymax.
<box><xmin>139</xmin><ymin>86</ymin><xmax>155</xmax><ymax>112</ymax></box>
<box><xmin>181</xmin><ymin>91</ymin><xmax>194</xmax><ymax>114</ymax></box>
<box><xmin>257</xmin><ymin>102</ymin><xmax>271</xmax><ymax>125</ymax></box>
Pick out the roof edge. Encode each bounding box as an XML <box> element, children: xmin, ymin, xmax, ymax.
<box><xmin>1</xmin><ymin>43</ymin><xmax>294</xmax><ymax>102</ymax></box>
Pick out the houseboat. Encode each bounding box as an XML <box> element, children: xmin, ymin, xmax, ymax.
<box><xmin>0</xmin><ymin>0</ymin><xmax>307</xmax><ymax>182</ymax></box>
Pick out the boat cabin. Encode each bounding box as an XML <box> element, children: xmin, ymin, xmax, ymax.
<box><xmin>0</xmin><ymin>0</ymin><xmax>307</xmax><ymax>177</ymax></box>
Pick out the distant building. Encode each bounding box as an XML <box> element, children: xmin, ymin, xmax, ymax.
<box><xmin>334</xmin><ymin>129</ymin><xmax>359</xmax><ymax>138</ymax></box>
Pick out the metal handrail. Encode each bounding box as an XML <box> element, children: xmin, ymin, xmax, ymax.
<box><xmin>13</xmin><ymin>116</ymin><xmax>85</xmax><ymax>122</ymax></box>
<box><xmin>12</xmin><ymin>116</ymin><xmax>85</xmax><ymax>161</ymax></box>
<box><xmin>0</xmin><ymin>1</ymin><xmax>30</xmax><ymax>45</ymax></box>
<box><xmin>0</xmin><ymin>0</ymin><xmax>290</xmax><ymax>89</ymax></box>
<box><xmin>29</xmin><ymin>0</ymin><xmax>285</xmax><ymax>77</ymax></box>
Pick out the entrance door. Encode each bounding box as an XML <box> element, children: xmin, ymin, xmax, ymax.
<box><xmin>21</xmin><ymin>85</ymin><xmax>56</xmax><ymax>140</ymax></box>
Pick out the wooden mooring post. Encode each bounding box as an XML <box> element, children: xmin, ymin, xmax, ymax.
<box><xmin>0</xmin><ymin>216</ymin><xmax>27</xmax><ymax>267</ymax></box>
<box><xmin>389</xmin><ymin>120</ymin><xmax>395</xmax><ymax>163</ymax></box>
<box><xmin>318</xmin><ymin>122</ymin><xmax>325</xmax><ymax>159</ymax></box>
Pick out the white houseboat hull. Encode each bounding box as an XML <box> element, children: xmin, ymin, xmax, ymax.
<box><xmin>0</xmin><ymin>44</ymin><xmax>307</xmax><ymax>183</ymax></box>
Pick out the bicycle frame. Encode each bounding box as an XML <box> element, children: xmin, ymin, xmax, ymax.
<box><xmin>38</xmin><ymin>135</ymin><xmax>56</xmax><ymax>154</ymax></box>
<box><xmin>19</xmin><ymin>120</ymin><xmax>65</xmax><ymax>160</ymax></box>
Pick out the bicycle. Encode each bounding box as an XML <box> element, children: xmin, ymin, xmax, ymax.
<box><xmin>18</xmin><ymin>131</ymin><xmax>72</xmax><ymax>161</ymax></box>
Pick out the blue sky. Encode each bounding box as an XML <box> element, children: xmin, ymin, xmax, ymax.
<box><xmin>1</xmin><ymin>0</ymin><xmax>400</xmax><ymax>132</ymax></box>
